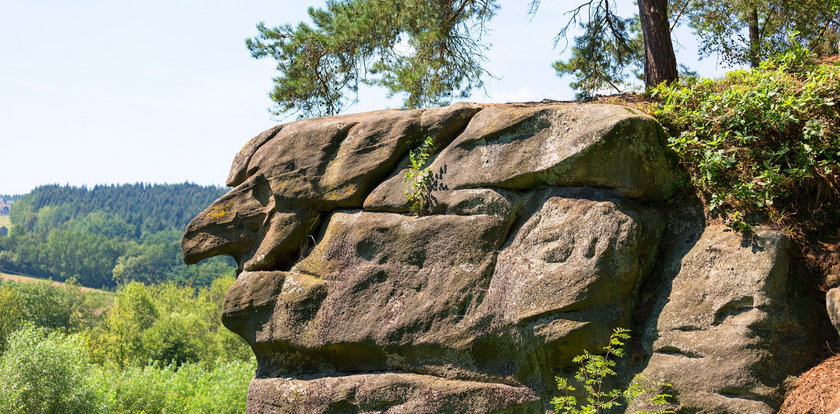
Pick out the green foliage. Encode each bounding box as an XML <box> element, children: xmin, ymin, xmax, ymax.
<box><xmin>0</xmin><ymin>279</ymin><xmax>110</xmax><ymax>351</ymax></box>
<box><xmin>685</xmin><ymin>1</ymin><xmax>840</xmax><ymax>67</ymax></box>
<box><xmin>0</xmin><ymin>276</ymin><xmax>254</xmax><ymax>413</ymax></box>
<box><xmin>0</xmin><ymin>325</ymin><xmax>100</xmax><ymax>414</ymax></box>
<box><xmin>248</xmin><ymin>0</ymin><xmax>840</xmax><ymax>111</ymax></box>
<box><xmin>253</xmin><ymin>0</ymin><xmax>673</xmax><ymax>111</ymax></box>
<box><xmin>403</xmin><ymin>136</ymin><xmax>436</xmax><ymax>215</ymax></box>
<box><xmin>88</xmin><ymin>277</ymin><xmax>251</xmax><ymax>367</ymax></box>
<box><xmin>549</xmin><ymin>0</ymin><xmax>839</xmax><ymax>97</ymax></box>
<box><xmin>14</xmin><ymin>183</ymin><xmax>226</xmax><ymax>234</ymax></box>
<box><xmin>112</xmin><ymin>229</ymin><xmax>235</xmax><ymax>286</ymax></box>
<box><xmin>91</xmin><ymin>358</ymin><xmax>254</xmax><ymax>414</ymax></box>
<box><xmin>0</xmin><ymin>270</ymin><xmax>242</xmax><ymax>367</ymax></box>
<box><xmin>551</xmin><ymin>328</ymin><xmax>673</xmax><ymax>414</ymax></box>
<box><xmin>650</xmin><ymin>46</ymin><xmax>840</xmax><ymax>230</ymax></box>
<box><xmin>44</xmin><ymin>222</ymin><xmax>127</xmax><ymax>287</ymax></box>
<box><xmin>0</xmin><ymin>284</ymin><xmax>24</xmax><ymax>351</ymax></box>
<box><xmin>0</xmin><ymin>183</ymin><xmax>235</xmax><ymax>288</ymax></box>
<box><xmin>247</xmin><ymin>0</ymin><xmax>496</xmax><ymax>117</ymax></box>
<box><xmin>0</xmin><ymin>324</ymin><xmax>253</xmax><ymax>414</ymax></box>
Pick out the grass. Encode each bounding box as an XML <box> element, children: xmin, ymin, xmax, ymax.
<box><xmin>0</xmin><ymin>215</ymin><xmax>10</xmax><ymax>229</ymax></box>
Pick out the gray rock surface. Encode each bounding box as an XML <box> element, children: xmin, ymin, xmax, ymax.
<box><xmin>247</xmin><ymin>375</ymin><xmax>540</xmax><ymax>414</ymax></box>
<box><xmin>182</xmin><ymin>102</ymin><xmax>830</xmax><ymax>413</ymax></box>
<box><xmin>632</xmin><ymin>225</ymin><xmax>825</xmax><ymax>413</ymax></box>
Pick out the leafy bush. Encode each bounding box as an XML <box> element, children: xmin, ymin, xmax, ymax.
<box><xmin>0</xmin><ymin>284</ymin><xmax>24</xmax><ymax>351</ymax></box>
<box><xmin>91</xmin><ymin>358</ymin><xmax>255</xmax><ymax>414</ymax></box>
<box><xmin>0</xmin><ymin>324</ymin><xmax>254</xmax><ymax>414</ymax></box>
<box><xmin>0</xmin><ymin>325</ymin><xmax>100</xmax><ymax>414</ymax></box>
<box><xmin>0</xmin><ymin>279</ymin><xmax>111</xmax><ymax>350</ymax></box>
<box><xmin>88</xmin><ymin>277</ymin><xmax>251</xmax><ymax>367</ymax></box>
<box><xmin>650</xmin><ymin>45</ymin><xmax>840</xmax><ymax>230</ymax></box>
<box><xmin>552</xmin><ymin>328</ymin><xmax>672</xmax><ymax>414</ymax></box>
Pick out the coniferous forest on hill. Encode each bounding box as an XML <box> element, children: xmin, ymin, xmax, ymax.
<box><xmin>0</xmin><ymin>183</ymin><xmax>235</xmax><ymax>289</ymax></box>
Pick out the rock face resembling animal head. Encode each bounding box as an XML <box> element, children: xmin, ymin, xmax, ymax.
<box><xmin>182</xmin><ymin>173</ymin><xmax>319</xmax><ymax>272</ymax></box>
<box><xmin>183</xmin><ymin>104</ymin><xmax>484</xmax><ymax>272</ymax></box>
<box><xmin>183</xmin><ymin>103</ymin><xmax>824</xmax><ymax>413</ymax></box>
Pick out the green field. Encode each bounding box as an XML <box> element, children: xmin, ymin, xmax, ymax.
<box><xmin>0</xmin><ymin>215</ymin><xmax>10</xmax><ymax>229</ymax></box>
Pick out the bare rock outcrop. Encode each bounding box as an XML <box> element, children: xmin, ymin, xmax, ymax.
<box><xmin>182</xmin><ymin>102</ymin><xmax>831</xmax><ymax>413</ymax></box>
<box><xmin>631</xmin><ymin>225</ymin><xmax>826</xmax><ymax>413</ymax></box>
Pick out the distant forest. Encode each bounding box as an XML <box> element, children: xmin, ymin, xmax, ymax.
<box><xmin>0</xmin><ymin>183</ymin><xmax>235</xmax><ymax>288</ymax></box>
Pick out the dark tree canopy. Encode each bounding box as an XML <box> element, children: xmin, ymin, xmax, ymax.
<box><xmin>12</xmin><ymin>183</ymin><xmax>226</xmax><ymax>234</ymax></box>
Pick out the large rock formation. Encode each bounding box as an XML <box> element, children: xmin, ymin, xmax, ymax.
<box><xmin>182</xmin><ymin>102</ymin><xmax>832</xmax><ymax>413</ymax></box>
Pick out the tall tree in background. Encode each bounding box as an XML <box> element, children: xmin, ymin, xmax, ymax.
<box><xmin>546</xmin><ymin>1</ymin><xmax>643</xmax><ymax>99</ymax></box>
<box><xmin>684</xmin><ymin>0</ymin><xmax>840</xmax><ymax>67</ymax></box>
<box><xmin>638</xmin><ymin>0</ymin><xmax>677</xmax><ymax>85</ymax></box>
<box><xmin>545</xmin><ymin>0</ymin><xmax>677</xmax><ymax>99</ymax></box>
<box><xmin>248</xmin><ymin>0</ymin><xmax>679</xmax><ymax>117</ymax></box>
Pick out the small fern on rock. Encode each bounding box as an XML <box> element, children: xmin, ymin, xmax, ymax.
<box><xmin>552</xmin><ymin>328</ymin><xmax>673</xmax><ymax>414</ymax></box>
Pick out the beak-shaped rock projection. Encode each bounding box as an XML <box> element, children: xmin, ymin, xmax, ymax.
<box><xmin>183</xmin><ymin>103</ymin><xmax>829</xmax><ymax>413</ymax></box>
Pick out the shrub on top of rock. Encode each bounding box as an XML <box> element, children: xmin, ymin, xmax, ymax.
<box><xmin>650</xmin><ymin>45</ymin><xmax>840</xmax><ymax>230</ymax></box>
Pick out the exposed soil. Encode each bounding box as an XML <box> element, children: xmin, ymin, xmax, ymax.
<box><xmin>816</xmin><ymin>55</ymin><xmax>840</xmax><ymax>65</ymax></box>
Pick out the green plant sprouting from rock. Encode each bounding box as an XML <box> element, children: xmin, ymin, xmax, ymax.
<box><xmin>650</xmin><ymin>40</ymin><xmax>840</xmax><ymax>231</ymax></box>
<box><xmin>552</xmin><ymin>328</ymin><xmax>673</xmax><ymax>414</ymax></box>
<box><xmin>404</xmin><ymin>136</ymin><xmax>436</xmax><ymax>216</ymax></box>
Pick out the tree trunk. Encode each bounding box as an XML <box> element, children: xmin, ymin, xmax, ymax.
<box><xmin>748</xmin><ymin>7</ymin><xmax>761</xmax><ymax>67</ymax></box>
<box><xmin>638</xmin><ymin>0</ymin><xmax>678</xmax><ymax>87</ymax></box>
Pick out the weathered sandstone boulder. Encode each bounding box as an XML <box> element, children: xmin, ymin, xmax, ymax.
<box><xmin>364</xmin><ymin>104</ymin><xmax>683</xmax><ymax>212</ymax></box>
<box><xmin>631</xmin><ymin>225</ymin><xmax>825</xmax><ymax>413</ymax></box>
<box><xmin>182</xmin><ymin>102</ymin><xmax>831</xmax><ymax>413</ymax></box>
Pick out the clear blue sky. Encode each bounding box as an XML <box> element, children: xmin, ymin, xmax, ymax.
<box><xmin>0</xmin><ymin>0</ymin><xmax>730</xmax><ymax>195</ymax></box>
